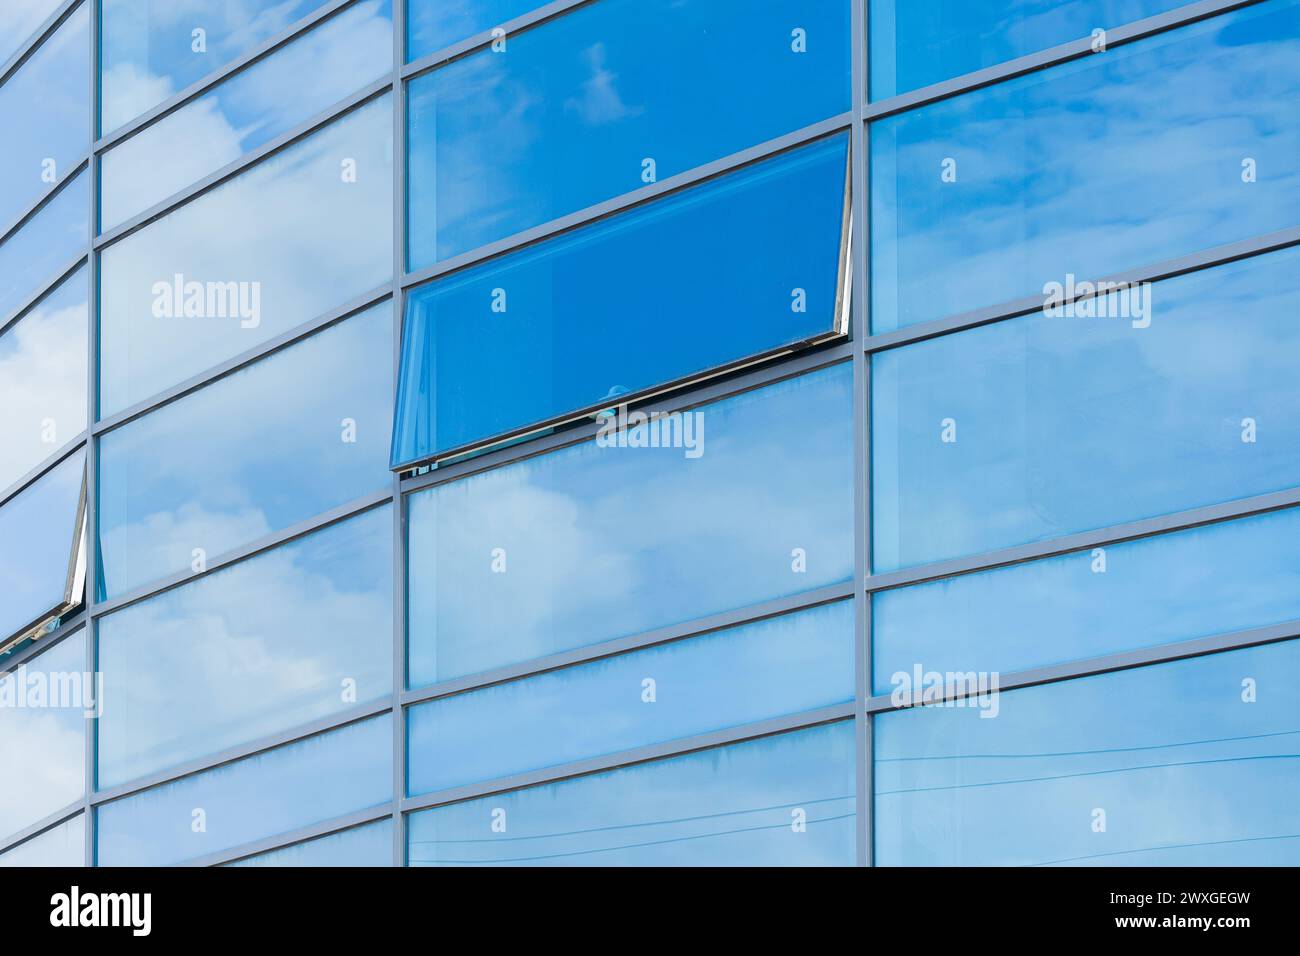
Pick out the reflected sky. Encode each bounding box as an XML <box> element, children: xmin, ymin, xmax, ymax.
<box><xmin>0</xmin><ymin>633</ymin><xmax>85</xmax><ymax>843</ymax></box>
<box><xmin>0</xmin><ymin>268</ymin><xmax>86</xmax><ymax>493</ymax></box>
<box><xmin>97</xmin><ymin>714</ymin><xmax>392</xmax><ymax>866</ymax></box>
<box><xmin>100</xmin><ymin>0</ymin><xmax>329</xmax><ymax>133</ymax></box>
<box><xmin>0</xmin><ymin>2</ymin><xmax>87</xmax><ymax>232</ymax></box>
<box><xmin>876</xmin><ymin>641</ymin><xmax>1300</xmax><ymax>866</ymax></box>
<box><xmin>101</xmin><ymin>0</ymin><xmax>392</xmax><ymax>231</ymax></box>
<box><xmin>393</xmin><ymin>134</ymin><xmax>848</xmax><ymax>466</ymax></box>
<box><xmin>0</xmin><ymin>812</ymin><xmax>83</xmax><ymax>867</ymax></box>
<box><xmin>0</xmin><ymin>451</ymin><xmax>83</xmax><ymax>644</ymax></box>
<box><xmin>224</xmin><ymin>818</ymin><xmax>391</xmax><ymax>866</ymax></box>
<box><xmin>873</xmin><ymin>246</ymin><xmax>1300</xmax><ymax>570</ymax></box>
<box><xmin>0</xmin><ymin>169</ymin><xmax>87</xmax><ymax>329</ymax></box>
<box><xmin>871</xmin><ymin>0</ymin><xmax>1300</xmax><ymax>331</ymax></box>
<box><xmin>875</xmin><ymin>507</ymin><xmax>1300</xmax><ymax>694</ymax></box>
<box><xmin>407</xmin><ymin>0</ymin><xmax>544</xmax><ymax>60</ymax></box>
<box><xmin>407</xmin><ymin>363</ymin><xmax>855</xmax><ymax>686</ymax></box>
<box><xmin>408</xmin><ymin>721</ymin><xmax>854</xmax><ymax>866</ymax></box>
<box><xmin>99</xmin><ymin>94</ymin><xmax>393</xmax><ymax>417</ymax></box>
<box><xmin>409</xmin><ymin>601</ymin><xmax>854</xmax><ymax>794</ymax></box>
<box><xmin>870</xmin><ymin>0</ymin><xmax>1190</xmax><ymax>99</ymax></box>
<box><xmin>0</xmin><ymin>0</ymin><xmax>66</xmax><ymax>66</ymax></box>
<box><xmin>407</xmin><ymin>0</ymin><xmax>849</xmax><ymax>266</ymax></box>
<box><xmin>98</xmin><ymin>302</ymin><xmax>393</xmax><ymax>599</ymax></box>
<box><xmin>96</xmin><ymin>506</ymin><xmax>392</xmax><ymax>789</ymax></box>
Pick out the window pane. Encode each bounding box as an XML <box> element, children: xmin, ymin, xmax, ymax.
<box><xmin>393</xmin><ymin>134</ymin><xmax>849</xmax><ymax>466</ymax></box>
<box><xmin>870</xmin><ymin>0</ymin><xmax>1191</xmax><ymax>99</ymax></box>
<box><xmin>407</xmin><ymin>0</ymin><xmax>850</xmax><ymax>267</ymax></box>
<box><xmin>407</xmin><ymin>363</ymin><xmax>854</xmax><ymax>686</ymax></box>
<box><xmin>100</xmin><ymin>0</ymin><xmax>332</xmax><ymax>133</ymax></box>
<box><xmin>99</xmin><ymin>95</ymin><xmax>393</xmax><ymax>417</ymax></box>
<box><xmin>0</xmin><ymin>3</ymin><xmax>88</xmax><ymax>231</ymax></box>
<box><xmin>97</xmin><ymin>506</ymin><xmax>393</xmax><ymax>789</ymax></box>
<box><xmin>871</xmin><ymin>0</ymin><xmax>1300</xmax><ymax>332</ymax></box>
<box><xmin>409</xmin><ymin>601</ymin><xmax>854</xmax><ymax>795</ymax></box>
<box><xmin>101</xmin><ymin>0</ymin><xmax>393</xmax><ymax>231</ymax></box>
<box><xmin>224</xmin><ymin>818</ymin><xmax>392</xmax><ymax>866</ymax></box>
<box><xmin>0</xmin><ymin>0</ymin><xmax>66</xmax><ymax>65</ymax></box>
<box><xmin>0</xmin><ymin>633</ymin><xmax>86</xmax><ymax>843</ymax></box>
<box><xmin>0</xmin><ymin>267</ymin><xmax>87</xmax><ymax>493</ymax></box>
<box><xmin>97</xmin><ymin>714</ymin><xmax>392</xmax><ymax>867</ymax></box>
<box><xmin>875</xmin><ymin>508</ymin><xmax>1300</xmax><ymax>694</ymax></box>
<box><xmin>872</xmin><ymin>247</ymin><xmax>1300</xmax><ymax>570</ymax></box>
<box><xmin>0</xmin><ymin>813</ymin><xmax>83</xmax><ymax>867</ymax></box>
<box><xmin>408</xmin><ymin>721</ymin><xmax>855</xmax><ymax>866</ymax></box>
<box><xmin>876</xmin><ymin>641</ymin><xmax>1300</xmax><ymax>865</ymax></box>
<box><xmin>0</xmin><ymin>170</ymin><xmax>88</xmax><ymax>329</ymax></box>
<box><xmin>0</xmin><ymin>451</ymin><xmax>84</xmax><ymax>645</ymax></box>
<box><xmin>407</xmin><ymin>0</ymin><xmax>544</xmax><ymax>60</ymax></box>
<box><xmin>98</xmin><ymin>302</ymin><xmax>393</xmax><ymax>599</ymax></box>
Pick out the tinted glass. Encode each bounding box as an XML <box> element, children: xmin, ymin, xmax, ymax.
<box><xmin>0</xmin><ymin>3</ymin><xmax>88</xmax><ymax>231</ymax></box>
<box><xmin>99</xmin><ymin>95</ymin><xmax>393</xmax><ymax>417</ymax></box>
<box><xmin>870</xmin><ymin>0</ymin><xmax>1192</xmax><ymax>98</ymax></box>
<box><xmin>407</xmin><ymin>0</ymin><xmax>850</xmax><ymax>266</ymax></box>
<box><xmin>871</xmin><ymin>0</ymin><xmax>1300</xmax><ymax>332</ymax></box>
<box><xmin>0</xmin><ymin>268</ymin><xmax>87</xmax><ymax>493</ymax></box>
<box><xmin>0</xmin><ymin>634</ymin><xmax>86</xmax><ymax>842</ymax></box>
<box><xmin>101</xmin><ymin>0</ymin><xmax>393</xmax><ymax>231</ymax></box>
<box><xmin>407</xmin><ymin>0</ymin><xmax>543</xmax><ymax>60</ymax></box>
<box><xmin>97</xmin><ymin>302</ymin><xmax>393</xmax><ymax>599</ymax></box>
<box><xmin>873</xmin><ymin>247</ymin><xmax>1300</xmax><ymax>570</ymax></box>
<box><xmin>409</xmin><ymin>600</ymin><xmax>854</xmax><ymax>794</ymax></box>
<box><xmin>875</xmin><ymin>507</ymin><xmax>1300</xmax><ymax>694</ymax></box>
<box><xmin>0</xmin><ymin>170</ymin><xmax>88</xmax><ymax>328</ymax></box>
<box><xmin>97</xmin><ymin>506</ymin><xmax>391</xmax><ymax>788</ymax></box>
<box><xmin>407</xmin><ymin>363</ymin><xmax>854</xmax><ymax>686</ymax></box>
<box><xmin>876</xmin><ymin>641</ymin><xmax>1300</xmax><ymax>865</ymax></box>
<box><xmin>225</xmin><ymin>818</ymin><xmax>392</xmax><ymax>866</ymax></box>
<box><xmin>0</xmin><ymin>812</ymin><xmax>83</xmax><ymax>867</ymax></box>
<box><xmin>97</xmin><ymin>715</ymin><xmax>392</xmax><ymax>866</ymax></box>
<box><xmin>100</xmin><ymin>0</ymin><xmax>331</xmax><ymax>133</ymax></box>
<box><xmin>408</xmin><ymin>721</ymin><xmax>855</xmax><ymax>866</ymax></box>
<box><xmin>0</xmin><ymin>0</ymin><xmax>66</xmax><ymax>65</ymax></box>
<box><xmin>393</xmin><ymin>134</ymin><xmax>849</xmax><ymax>466</ymax></box>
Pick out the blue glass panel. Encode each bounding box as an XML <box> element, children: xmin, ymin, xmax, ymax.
<box><xmin>407</xmin><ymin>0</ymin><xmax>543</xmax><ymax>60</ymax></box>
<box><xmin>0</xmin><ymin>0</ymin><xmax>66</xmax><ymax>66</ymax></box>
<box><xmin>870</xmin><ymin>0</ymin><xmax>1191</xmax><ymax>99</ymax></box>
<box><xmin>408</xmin><ymin>721</ymin><xmax>855</xmax><ymax>866</ymax></box>
<box><xmin>0</xmin><ymin>451</ymin><xmax>83</xmax><ymax>644</ymax></box>
<box><xmin>873</xmin><ymin>247</ymin><xmax>1300</xmax><ymax>570</ymax></box>
<box><xmin>407</xmin><ymin>364</ymin><xmax>854</xmax><ymax>686</ymax></box>
<box><xmin>224</xmin><ymin>818</ymin><xmax>392</xmax><ymax>866</ymax></box>
<box><xmin>96</xmin><ymin>506</ymin><xmax>392</xmax><ymax>788</ymax></box>
<box><xmin>407</xmin><ymin>0</ymin><xmax>850</xmax><ymax>267</ymax></box>
<box><xmin>393</xmin><ymin>135</ymin><xmax>849</xmax><ymax>467</ymax></box>
<box><xmin>0</xmin><ymin>3</ymin><xmax>88</xmax><ymax>231</ymax></box>
<box><xmin>97</xmin><ymin>302</ymin><xmax>393</xmax><ymax>599</ymax></box>
<box><xmin>0</xmin><ymin>634</ymin><xmax>86</xmax><ymax>842</ymax></box>
<box><xmin>876</xmin><ymin>641</ymin><xmax>1300</xmax><ymax>866</ymax></box>
<box><xmin>875</xmin><ymin>508</ymin><xmax>1300</xmax><ymax>695</ymax></box>
<box><xmin>0</xmin><ymin>170</ymin><xmax>88</xmax><ymax>329</ymax></box>
<box><xmin>99</xmin><ymin>95</ymin><xmax>393</xmax><ymax>417</ymax></box>
<box><xmin>0</xmin><ymin>268</ymin><xmax>87</xmax><ymax>492</ymax></box>
<box><xmin>409</xmin><ymin>601</ymin><xmax>854</xmax><ymax>794</ymax></box>
<box><xmin>871</xmin><ymin>0</ymin><xmax>1300</xmax><ymax>332</ymax></box>
<box><xmin>100</xmin><ymin>0</ymin><xmax>331</xmax><ymax>133</ymax></box>
<box><xmin>97</xmin><ymin>715</ymin><xmax>392</xmax><ymax>867</ymax></box>
<box><xmin>101</xmin><ymin>0</ymin><xmax>393</xmax><ymax>231</ymax></box>
<box><xmin>0</xmin><ymin>813</ymin><xmax>83</xmax><ymax>867</ymax></box>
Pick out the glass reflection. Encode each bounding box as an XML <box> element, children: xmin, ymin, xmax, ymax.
<box><xmin>0</xmin><ymin>268</ymin><xmax>87</xmax><ymax>493</ymax></box>
<box><xmin>97</xmin><ymin>506</ymin><xmax>393</xmax><ymax>788</ymax></box>
<box><xmin>407</xmin><ymin>364</ymin><xmax>855</xmax><ymax>686</ymax></box>
<box><xmin>101</xmin><ymin>0</ymin><xmax>393</xmax><ymax>231</ymax></box>
<box><xmin>407</xmin><ymin>0</ymin><xmax>850</xmax><ymax>266</ymax></box>
<box><xmin>98</xmin><ymin>302</ymin><xmax>393</xmax><ymax>599</ymax></box>
<box><xmin>0</xmin><ymin>0</ymin><xmax>66</xmax><ymax>66</ymax></box>
<box><xmin>97</xmin><ymin>714</ymin><xmax>392</xmax><ymax>867</ymax></box>
<box><xmin>409</xmin><ymin>601</ymin><xmax>855</xmax><ymax>794</ymax></box>
<box><xmin>0</xmin><ymin>170</ymin><xmax>88</xmax><ymax>328</ymax></box>
<box><xmin>876</xmin><ymin>640</ymin><xmax>1300</xmax><ymax>865</ymax></box>
<box><xmin>408</xmin><ymin>721</ymin><xmax>855</xmax><ymax>866</ymax></box>
<box><xmin>871</xmin><ymin>0</ymin><xmax>1300</xmax><ymax>331</ymax></box>
<box><xmin>407</xmin><ymin>0</ymin><xmax>545</xmax><ymax>60</ymax></box>
<box><xmin>873</xmin><ymin>247</ymin><xmax>1300</xmax><ymax>570</ymax></box>
<box><xmin>224</xmin><ymin>818</ymin><xmax>392</xmax><ymax>866</ymax></box>
<box><xmin>0</xmin><ymin>812</ymin><xmax>83</xmax><ymax>867</ymax></box>
<box><xmin>99</xmin><ymin>95</ymin><xmax>393</xmax><ymax>417</ymax></box>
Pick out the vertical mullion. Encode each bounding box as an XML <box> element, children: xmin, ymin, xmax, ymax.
<box><xmin>390</xmin><ymin>0</ymin><xmax>407</xmax><ymax>869</ymax></box>
<box><xmin>83</xmin><ymin>0</ymin><xmax>100</xmax><ymax>869</ymax></box>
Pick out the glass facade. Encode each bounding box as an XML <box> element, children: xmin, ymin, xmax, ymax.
<box><xmin>1</xmin><ymin>0</ymin><xmax>1295</xmax><ymax>869</ymax></box>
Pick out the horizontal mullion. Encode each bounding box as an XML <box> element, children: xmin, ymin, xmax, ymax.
<box><xmin>0</xmin><ymin>433</ymin><xmax>87</xmax><ymax>510</ymax></box>
<box><xmin>0</xmin><ymin>155</ymin><xmax>88</xmax><ymax>250</ymax></box>
<box><xmin>0</xmin><ymin>251</ymin><xmax>89</xmax><ymax>340</ymax></box>
<box><xmin>0</xmin><ymin>0</ymin><xmax>82</xmax><ymax>88</ymax></box>
<box><xmin>0</xmin><ymin>802</ymin><xmax>84</xmax><ymax>858</ymax></box>
<box><xmin>186</xmin><ymin>806</ymin><xmax>395</xmax><ymax>867</ymax></box>
<box><xmin>0</xmin><ymin>616</ymin><xmax>85</xmax><ymax>678</ymax></box>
